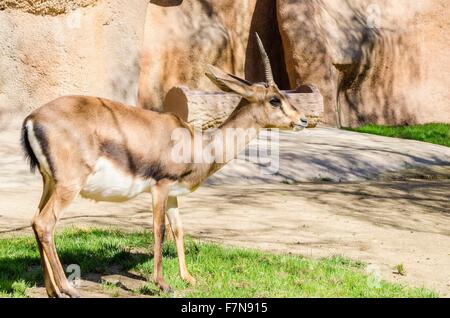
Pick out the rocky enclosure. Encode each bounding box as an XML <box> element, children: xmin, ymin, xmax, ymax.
<box><xmin>0</xmin><ymin>0</ymin><xmax>449</xmax><ymax>128</ymax></box>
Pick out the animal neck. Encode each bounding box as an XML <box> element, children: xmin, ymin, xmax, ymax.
<box><xmin>185</xmin><ymin>100</ymin><xmax>264</xmax><ymax>187</ymax></box>
<box><xmin>208</xmin><ymin>100</ymin><xmax>263</xmax><ymax>170</ymax></box>
<box><xmin>220</xmin><ymin>100</ymin><xmax>262</xmax><ymax>130</ymax></box>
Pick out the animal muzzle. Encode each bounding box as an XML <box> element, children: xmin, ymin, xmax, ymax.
<box><xmin>292</xmin><ymin>117</ymin><xmax>308</xmax><ymax>131</ymax></box>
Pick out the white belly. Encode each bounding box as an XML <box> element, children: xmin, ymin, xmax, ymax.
<box><xmin>80</xmin><ymin>157</ymin><xmax>155</xmax><ymax>202</ymax></box>
<box><xmin>168</xmin><ymin>182</ymin><xmax>193</xmax><ymax>197</ymax></box>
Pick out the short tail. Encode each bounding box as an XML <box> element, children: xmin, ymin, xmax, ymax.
<box><xmin>20</xmin><ymin>119</ymin><xmax>39</xmax><ymax>173</ymax></box>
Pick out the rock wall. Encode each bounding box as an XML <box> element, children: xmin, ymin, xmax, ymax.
<box><xmin>138</xmin><ymin>0</ymin><xmax>257</xmax><ymax>110</ymax></box>
<box><xmin>277</xmin><ymin>0</ymin><xmax>450</xmax><ymax>126</ymax></box>
<box><xmin>0</xmin><ymin>0</ymin><xmax>98</xmax><ymax>16</ymax></box>
<box><xmin>0</xmin><ymin>0</ymin><xmax>448</xmax><ymax>128</ymax></box>
<box><xmin>140</xmin><ymin>0</ymin><xmax>450</xmax><ymax>126</ymax></box>
<box><xmin>0</xmin><ymin>0</ymin><xmax>148</xmax><ymax>127</ymax></box>
<box><xmin>244</xmin><ymin>0</ymin><xmax>290</xmax><ymax>88</ymax></box>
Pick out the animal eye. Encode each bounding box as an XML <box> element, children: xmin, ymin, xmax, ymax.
<box><xmin>269</xmin><ymin>97</ymin><xmax>281</xmax><ymax>107</ymax></box>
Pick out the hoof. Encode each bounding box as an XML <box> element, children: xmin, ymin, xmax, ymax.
<box><xmin>47</xmin><ymin>285</ymin><xmax>81</xmax><ymax>298</ymax></box>
<box><xmin>66</xmin><ymin>290</ymin><xmax>81</xmax><ymax>298</ymax></box>
<box><xmin>183</xmin><ymin>275</ymin><xmax>197</xmax><ymax>286</ymax></box>
<box><xmin>61</xmin><ymin>282</ymin><xmax>81</xmax><ymax>298</ymax></box>
<box><xmin>156</xmin><ymin>281</ymin><xmax>173</xmax><ymax>294</ymax></box>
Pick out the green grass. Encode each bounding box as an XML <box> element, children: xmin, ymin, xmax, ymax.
<box><xmin>346</xmin><ymin>123</ymin><xmax>450</xmax><ymax>147</ymax></box>
<box><xmin>0</xmin><ymin>228</ymin><xmax>437</xmax><ymax>298</ymax></box>
<box><xmin>394</xmin><ymin>264</ymin><xmax>406</xmax><ymax>276</ymax></box>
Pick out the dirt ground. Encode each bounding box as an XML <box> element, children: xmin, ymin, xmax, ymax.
<box><xmin>0</xmin><ymin>118</ymin><xmax>449</xmax><ymax>297</ymax></box>
<box><xmin>2</xmin><ymin>181</ymin><xmax>450</xmax><ymax>297</ymax></box>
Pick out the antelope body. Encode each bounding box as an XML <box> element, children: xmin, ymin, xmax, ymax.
<box><xmin>24</xmin><ymin>97</ymin><xmax>197</xmax><ymax>202</ymax></box>
<box><xmin>21</xmin><ymin>34</ymin><xmax>308</xmax><ymax>297</ymax></box>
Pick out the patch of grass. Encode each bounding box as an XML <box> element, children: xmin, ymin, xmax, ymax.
<box><xmin>346</xmin><ymin>123</ymin><xmax>450</xmax><ymax>147</ymax></box>
<box><xmin>101</xmin><ymin>280</ymin><xmax>121</xmax><ymax>298</ymax></box>
<box><xmin>0</xmin><ymin>228</ymin><xmax>437</xmax><ymax>298</ymax></box>
<box><xmin>394</xmin><ymin>264</ymin><xmax>406</xmax><ymax>276</ymax></box>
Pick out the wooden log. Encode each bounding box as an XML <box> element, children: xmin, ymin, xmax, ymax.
<box><xmin>163</xmin><ymin>85</ymin><xmax>324</xmax><ymax>129</ymax></box>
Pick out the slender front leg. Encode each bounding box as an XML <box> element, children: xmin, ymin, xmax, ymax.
<box><xmin>151</xmin><ymin>183</ymin><xmax>171</xmax><ymax>292</ymax></box>
<box><xmin>166</xmin><ymin>196</ymin><xmax>196</xmax><ymax>285</ymax></box>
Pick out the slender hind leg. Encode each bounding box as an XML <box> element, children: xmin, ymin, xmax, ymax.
<box><xmin>32</xmin><ymin>183</ymin><xmax>81</xmax><ymax>298</ymax></box>
<box><xmin>37</xmin><ymin>174</ymin><xmax>52</xmax><ymax>212</ymax></box>
<box><xmin>165</xmin><ymin>216</ymin><xmax>174</xmax><ymax>242</ymax></box>
<box><xmin>166</xmin><ymin>196</ymin><xmax>196</xmax><ymax>285</ymax></box>
<box><xmin>34</xmin><ymin>173</ymin><xmax>58</xmax><ymax>297</ymax></box>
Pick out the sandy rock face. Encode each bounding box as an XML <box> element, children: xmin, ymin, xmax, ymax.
<box><xmin>277</xmin><ymin>0</ymin><xmax>450</xmax><ymax>126</ymax></box>
<box><xmin>244</xmin><ymin>0</ymin><xmax>290</xmax><ymax>88</ymax></box>
<box><xmin>0</xmin><ymin>1</ymin><xmax>448</xmax><ymax>128</ymax></box>
<box><xmin>0</xmin><ymin>0</ymin><xmax>148</xmax><ymax>127</ymax></box>
<box><xmin>138</xmin><ymin>0</ymin><xmax>257</xmax><ymax>110</ymax></box>
<box><xmin>0</xmin><ymin>0</ymin><xmax>98</xmax><ymax>16</ymax></box>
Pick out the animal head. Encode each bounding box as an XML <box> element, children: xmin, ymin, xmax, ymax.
<box><xmin>206</xmin><ymin>33</ymin><xmax>308</xmax><ymax>131</ymax></box>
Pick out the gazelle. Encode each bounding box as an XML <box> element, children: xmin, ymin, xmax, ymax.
<box><xmin>20</xmin><ymin>34</ymin><xmax>308</xmax><ymax>297</ymax></box>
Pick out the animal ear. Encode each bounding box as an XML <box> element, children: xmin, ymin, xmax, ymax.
<box><xmin>205</xmin><ymin>65</ymin><xmax>254</xmax><ymax>99</ymax></box>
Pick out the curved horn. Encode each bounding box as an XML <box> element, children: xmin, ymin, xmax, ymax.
<box><xmin>255</xmin><ymin>33</ymin><xmax>275</xmax><ymax>85</ymax></box>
